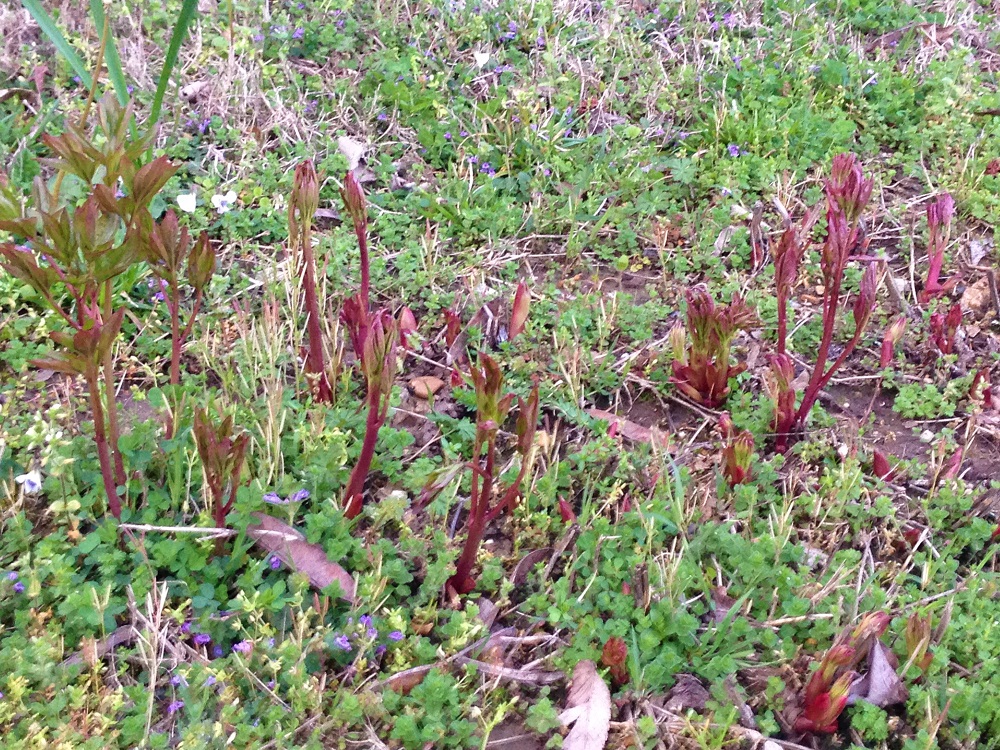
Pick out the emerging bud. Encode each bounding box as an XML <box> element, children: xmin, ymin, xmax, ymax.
<box><xmin>872</xmin><ymin>448</ymin><xmax>898</xmax><ymax>481</ymax></box>
<box><xmin>397</xmin><ymin>306</ymin><xmax>419</xmax><ymax>351</ymax></box>
<box><xmin>509</xmin><ymin>281</ymin><xmax>530</xmax><ymax>340</ymax></box>
<box><xmin>852</xmin><ymin>263</ymin><xmax>877</xmax><ymax>335</ymax></box>
<box><xmin>905</xmin><ymin>611</ymin><xmax>933</xmax><ymax>672</ymax></box>
<box><xmin>826</xmin><ymin>152</ymin><xmax>873</xmax><ymax>224</ymax></box>
<box><xmin>600</xmin><ymin>636</ymin><xmax>629</xmax><ymax>685</ymax></box>
<box><xmin>880</xmin><ymin>315</ymin><xmax>906</xmax><ymax>367</ymax></box>
<box><xmin>668</xmin><ymin>323</ymin><xmax>687</xmax><ymax>365</ymax></box>
<box><xmin>292</xmin><ymin>160</ymin><xmax>319</xmax><ymax>224</ymax></box>
<box><xmin>187</xmin><ymin>231</ymin><xmax>216</xmax><ymax>291</ymax></box>
<box><xmin>557</xmin><ymin>497</ymin><xmax>576</xmax><ymax>523</ymax></box>
<box><xmin>340</xmin><ymin>170</ymin><xmax>367</xmax><ymax>232</ymax></box>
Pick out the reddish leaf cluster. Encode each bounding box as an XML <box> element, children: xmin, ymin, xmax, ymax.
<box><xmin>770</xmin><ymin>153</ymin><xmax>878</xmax><ymax>453</ymax></box>
<box><xmin>718</xmin><ymin>412</ymin><xmax>754</xmax><ymax>487</ymax></box>
<box><xmin>600</xmin><ymin>636</ymin><xmax>629</xmax><ymax>686</ymax></box>
<box><xmin>919</xmin><ymin>193</ymin><xmax>957</xmax><ymax>303</ymax></box>
<box><xmin>447</xmin><ymin>354</ymin><xmax>539</xmax><ymax>595</ymax></box>
<box><xmin>930</xmin><ymin>303</ymin><xmax>962</xmax><ymax>355</ymax></box>
<box><xmin>669</xmin><ymin>286</ymin><xmax>759</xmax><ymax>408</ymax></box>
<box><xmin>795</xmin><ymin>612</ymin><xmax>891</xmax><ymax>734</ymax></box>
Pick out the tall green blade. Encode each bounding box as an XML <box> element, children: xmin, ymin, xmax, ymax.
<box><xmin>150</xmin><ymin>0</ymin><xmax>199</xmax><ymax>126</ymax></box>
<box><xmin>20</xmin><ymin>0</ymin><xmax>94</xmax><ymax>90</ymax></box>
<box><xmin>89</xmin><ymin>0</ymin><xmax>129</xmax><ymax>106</ymax></box>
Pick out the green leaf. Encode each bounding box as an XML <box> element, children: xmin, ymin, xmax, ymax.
<box><xmin>89</xmin><ymin>0</ymin><xmax>129</xmax><ymax>106</ymax></box>
<box><xmin>20</xmin><ymin>0</ymin><xmax>94</xmax><ymax>90</ymax></box>
<box><xmin>150</xmin><ymin>0</ymin><xmax>199</xmax><ymax>127</ymax></box>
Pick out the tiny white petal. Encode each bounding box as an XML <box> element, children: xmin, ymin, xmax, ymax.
<box><xmin>177</xmin><ymin>190</ymin><xmax>197</xmax><ymax>213</ymax></box>
<box><xmin>224</xmin><ymin>190</ymin><xmax>237</xmax><ymax>203</ymax></box>
<box><xmin>211</xmin><ymin>194</ymin><xmax>224</xmax><ymax>208</ymax></box>
<box><xmin>473</xmin><ymin>50</ymin><xmax>490</xmax><ymax>68</ymax></box>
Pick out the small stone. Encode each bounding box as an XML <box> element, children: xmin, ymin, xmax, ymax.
<box><xmin>920</xmin><ymin>430</ymin><xmax>935</xmax><ymax>443</ymax></box>
<box><xmin>410</xmin><ymin>376</ymin><xmax>444</xmax><ymax>399</ymax></box>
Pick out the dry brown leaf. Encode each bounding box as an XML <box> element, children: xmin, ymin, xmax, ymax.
<box><xmin>410</xmin><ymin>376</ymin><xmax>445</xmax><ymax>399</ymax></box>
<box><xmin>664</xmin><ymin>673</ymin><xmax>709</xmax><ymax>712</ymax></box>
<box><xmin>849</xmin><ymin>641</ymin><xmax>908</xmax><ymax>707</ymax></box>
<box><xmin>511</xmin><ymin>548</ymin><xmax>552</xmax><ymax>586</ymax></box>
<box><xmin>961</xmin><ymin>277</ymin><xmax>992</xmax><ymax>315</ymax></box>
<box><xmin>247</xmin><ymin>513</ymin><xmax>355</xmax><ymax>601</ymax></box>
<box><xmin>559</xmin><ymin>660</ymin><xmax>611</xmax><ymax>750</ymax></box>
<box><xmin>586</xmin><ymin>409</ymin><xmax>669</xmax><ymax>450</ymax></box>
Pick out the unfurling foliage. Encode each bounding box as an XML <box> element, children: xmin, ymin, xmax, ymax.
<box><xmin>770</xmin><ymin>153</ymin><xmax>878</xmax><ymax>453</ymax></box>
<box><xmin>919</xmin><ymin>193</ymin><xmax>957</xmax><ymax>303</ymax></box>
<box><xmin>0</xmin><ymin>94</ymin><xmax>177</xmax><ymax>517</ymax></box>
<box><xmin>289</xmin><ymin>159</ymin><xmax>332</xmax><ymax>402</ymax></box>
<box><xmin>447</xmin><ymin>354</ymin><xmax>539</xmax><ymax>596</ymax></box>
<box><xmin>193</xmin><ymin>405</ymin><xmax>249</xmax><ymax>551</ymax></box>
<box><xmin>795</xmin><ymin>611</ymin><xmax>890</xmax><ymax>734</ymax></box>
<box><xmin>718</xmin><ymin>412</ymin><xmax>754</xmax><ymax>487</ymax></box>
<box><xmin>669</xmin><ymin>287</ymin><xmax>758</xmax><ymax>408</ymax></box>
<box><xmin>930</xmin><ymin>303</ymin><xmax>962</xmax><ymax>355</ymax></box>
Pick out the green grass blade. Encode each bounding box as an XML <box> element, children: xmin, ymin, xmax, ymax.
<box><xmin>20</xmin><ymin>0</ymin><xmax>94</xmax><ymax>90</ymax></box>
<box><xmin>150</xmin><ymin>0</ymin><xmax>199</xmax><ymax>126</ymax></box>
<box><xmin>89</xmin><ymin>0</ymin><xmax>129</xmax><ymax>106</ymax></box>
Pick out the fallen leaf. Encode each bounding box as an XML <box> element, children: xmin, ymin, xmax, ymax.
<box><xmin>247</xmin><ymin>513</ymin><xmax>355</xmax><ymax>601</ymax></box>
<box><xmin>180</xmin><ymin>81</ymin><xmax>209</xmax><ymax>102</ymax></box>
<box><xmin>559</xmin><ymin>660</ymin><xmax>611</xmax><ymax>750</ymax></box>
<box><xmin>848</xmin><ymin>641</ymin><xmax>908</xmax><ymax>708</ymax></box>
<box><xmin>586</xmin><ymin>409</ymin><xmax>669</xmax><ymax>450</ymax></box>
<box><xmin>961</xmin><ymin>277</ymin><xmax>991</xmax><ymax>315</ymax></box>
<box><xmin>511</xmin><ymin>547</ymin><xmax>552</xmax><ymax>586</ymax></box>
<box><xmin>410</xmin><ymin>376</ymin><xmax>445</xmax><ymax>399</ymax></box>
<box><xmin>61</xmin><ymin>625</ymin><xmax>135</xmax><ymax>667</ymax></box>
<box><xmin>337</xmin><ymin>136</ymin><xmax>366</xmax><ymax>170</ymax></box>
<box><xmin>664</xmin><ymin>673</ymin><xmax>710</xmax><ymax>712</ymax></box>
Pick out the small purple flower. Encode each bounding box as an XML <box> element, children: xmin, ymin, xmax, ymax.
<box><xmin>13</xmin><ymin>582</ymin><xmax>25</xmax><ymax>594</ymax></box>
<box><xmin>170</xmin><ymin>673</ymin><xmax>188</xmax><ymax>687</ymax></box>
<box><xmin>468</xmin><ymin>156</ymin><xmax>478</xmax><ymax>164</ymax></box>
<box><xmin>204</xmin><ymin>675</ymin><xmax>217</xmax><ymax>686</ymax></box>
<box><xmin>262</xmin><ymin>492</ymin><xmax>286</xmax><ymax>504</ymax></box>
<box><xmin>377</xmin><ymin>112</ymin><xmax>388</xmax><ymax>122</ymax></box>
<box><xmin>267</xmin><ymin>680</ymin><xmax>276</xmax><ymax>689</ymax></box>
<box><xmin>720</xmin><ymin>187</ymin><xmax>732</xmax><ymax>197</ymax></box>
<box><xmin>375</xmin><ymin>645</ymin><xmax>387</xmax><ymax>656</ymax></box>
<box><xmin>288</xmin><ymin>489</ymin><xmax>310</xmax><ymax>502</ymax></box>
<box><xmin>480</xmin><ymin>162</ymin><xmax>494</xmax><ymax>175</ymax></box>
<box><xmin>542</xmin><ymin>168</ymin><xmax>551</xmax><ymax>177</ymax></box>
<box><xmin>167</xmin><ymin>700</ymin><xmax>184</xmax><ymax>715</ymax></box>
<box><xmin>677</xmin><ymin>131</ymin><xmax>690</xmax><ymax>140</ymax></box>
<box><xmin>334</xmin><ymin>634</ymin><xmax>352</xmax><ymax>651</ymax></box>
<box><xmin>512</xmin><ymin>116</ymin><xmax>520</xmax><ymax>123</ymax></box>
<box><xmin>212</xmin><ymin>645</ymin><xmax>224</xmax><ymax>658</ymax></box>
<box><xmin>536</xmin><ymin>36</ymin><xmax>545</xmax><ymax>48</ymax></box>
<box><xmin>388</xmin><ymin>630</ymin><xmax>404</xmax><ymax>642</ymax></box>
<box><xmin>232</xmin><ymin>640</ymin><xmax>253</xmax><ymax>654</ymax></box>
<box><xmin>732</xmin><ymin>56</ymin><xmax>742</xmax><ymax>71</ymax></box>
<box><xmin>359</xmin><ymin>614</ymin><xmax>372</xmax><ymax>627</ymax></box>
<box><xmin>269</xmin><ymin>556</ymin><xmax>281</xmax><ymax>570</ymax></box>
<box><xmin>444</xmin><ymin>131</ymin><xmax>452</xmax><ymax>140</ymax></box>
<box><xmin>6</xmin><ymin>572</ymin><xmax>18</xmax><ymax>581</ymax></box>
<box><xmin>114</xmin><ymin>185</ymin><xmax>125</xmax><ymax>198</ymax></box>
<box><xmin>253</xmin><ymin>33</ymin><xmax>265</xmax><ymax>42</ymax></box>
<box><xmin>267</xmin><ymin>637</ymin><xmax>276</xmax><ymax>648</ymax></box>
<box><xmin>273</xmin><ymin>24</ymin><xmax>287</xmax><ymax>34</ymax></box>
<box><xmin>292</xmin><ymin>27</ymin><xmax>304</xmax><ymax>39</ymax></box>
<box><xmin>459</xmin><ymin>130</ymin><xmax>468</xmax><ymax>137</ymax></box>
<box><xmin>193</xmin><ymin>633</ymin><xmax>211</xmax><ymax>646</ymax></box>
<box><xmin>181</xmin><ymin>621</ymin><xmax>192</xmax><ymax>634</ymax></box>
<box><xmin>727</xmin><ymin>144</ymin><xmax>741</xmax><ymax>158</ymax></box>
<box><xmin>336</xmin><ymin>19</ymin><xmax>345</xmax><ymax>28</ymax></box>
<box><xmin>710</xmin><ymin>21</ymin><xmax>719</xmax><ymax>31</ymax></box>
